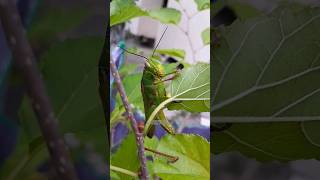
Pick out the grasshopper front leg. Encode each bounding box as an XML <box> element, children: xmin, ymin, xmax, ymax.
<box><xmin>155</xmin><ymin>64</ymin><xmax>184</xmax><ymax>84</ymax></box>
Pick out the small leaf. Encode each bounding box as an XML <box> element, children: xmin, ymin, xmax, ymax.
<box><xmin>110</xmin><ymin>0</ymin><xmax>181</xmax><ymax>26</ymax></box>
<box><xmin>153</xmin><ymin>134</ymin><xmax>210</xmax><ymax>180</ymax></box>
<box><xmin>155</xmin><ymin>49</ymin><xmax>186</xmax><ymax>59</ymax></box>
<box><xmin>110</xmin><ymin>0</ymin><xmax>147</xmax><ymax>26</ymax></box>
<box><xmin>194</xmin><ymin>0</ymin><xmax>210</xmax><ymax>11</ymax></box>
<box><xmin>148</xmin><ymin>8</ymin><xmax>181</xmax><ymax>24</ymax></box>
<box><xmin>201</xmin><ymin>28</ymin><xmax>210</xmax><ymax>45</ymax></box>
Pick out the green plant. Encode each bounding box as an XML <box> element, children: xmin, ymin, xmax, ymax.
<box><xmin>109</xmin><ymin>0</ymin><xmax>210</xmax><ymax>179</ymax></box>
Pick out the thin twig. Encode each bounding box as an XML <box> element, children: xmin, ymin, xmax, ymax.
<box><xmin>0</xmin><ymin>1</ymin><xmax>77</xmax><ymax>179</ymax></box>
<box><xmin>110</xmin><ymin>56</ymin><xmax>149</xmax><ymax>179</ymax></box>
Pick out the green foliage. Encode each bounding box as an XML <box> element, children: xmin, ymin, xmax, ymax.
<box><xmin>153</xmin><ymin>134</ymin><xmax>210</xmax><ymax>180</ymax></box>
<box><xmin>148</xmin><ymin>8</ymin><xmax>181</xmax><ymax>24</ymax></box>
<box><xmin>28</xmin><ymin>7</ymin><xmax>89</xmax><ymax>43</ymax></box>
<box><xmin>110</xmin><ymin>0</ymin><xmax>147</xmax><ymax>26</ymax></box>
<box><xmin>155</xmin><ymin>49</ymin><xmax>186</xmax><ymax>60</ymax></box>
<box><xmin>110</xmin><ymin>171</ymin><xmax>121</xmax><ymax>179</ymax></box>
<box><xmin>144</xmin><ymin>136</ymin><xmax>159</xmax><ymax>156</ymax></box>
<box><xmin>167</xmin><ymin>63</ymin><xmax>210</xmax><ymax>112</ymax></box>
<box><xmin>194</xmin><ymin>0</ymin><xmax>210</xmax><ymax>11</ymax></box>
<box><xmin>16</xmin><ymin>38</ymin><xmax>108</xmax><ymax>178</ymax></box>
<box><xmin>110</xmin><ymin>1</ymin><xmax>210</xmax><ymax>178</ymax></box>
<box><xmin>110</xmin><ymin>0</ymin><xmax>181</xmax><ymax>26</ymax></box>
<box><xmin>118</xmin><ymin>63</ymin><xmax>139</xmax><ymax>76</ymax></box>
<box><xmin>212</xmin><ymin>0</ymin><xmax>261</xmax><ymax>20</ymax></box>
<box><xmin>121</xmin><ymin>73</ymin><xmax>144</xmax><ymax>110</ymax></box>
<box><xmin>144</xmin><ymin>63</ymin><xmax>210</xmax><ymax>134</ymax></box>
<box><xmin>201</xmin><ymin>28</ymin><xmax>210</xmax><ymax>45</ymax></box>
<box><xmin>112</xmin><ymin>134</ymin><xmax>210</xmax><ymax>179</ymax></box>
<box><xmin>212</xmin><ymin>4</ymin><xmax>320</xmax><ymax>161</ymax></box>
<box><xmin>111</xmin><ymin>134</ymin><xmax>139</xmax><ymax>179</ymax></box>
<box><xmin>111</xmin><ymin>73</ymin><xmax>143</xmax><ymax>126</ymax></box>
<box><xmin>0</xmin><ymin>128</ymin><xmax>49</xmax><ymax>179</ymax></box>
<box><xmin>20</xmin><ymin>38</ymin><xmax>106</xmax><ymax>140</ymax></box>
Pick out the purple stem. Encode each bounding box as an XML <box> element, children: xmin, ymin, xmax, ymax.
<box><xmin>110</xmin><ymin>57</ymin><xmax>149</xmax><ymax>180</ymax></box>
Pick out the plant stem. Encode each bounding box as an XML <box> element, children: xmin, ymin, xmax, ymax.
<box><xmin>0</xmin><ymin>1</ymin><xmax>77</xmax><ymax>179</ymax></box>
<box><xmin>110</xmin><ymin>56</ymin><xmax>149</xmax><ymax>180</ymax></box>
<box><xmin>110</xmin><ymin>165</ymin><xmax>138</xmax><ymax>177</ymax></box>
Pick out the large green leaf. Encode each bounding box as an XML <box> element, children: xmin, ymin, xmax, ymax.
<box><xmin>167</xmin><ymin>63</ymin><xmax>210</xmax><ymax>112</ymax></box>
<box><xmin>110</xmin><ymin>0</ymin><xmax>181</xmax><ymax>26</ymax></box>
<box><xmin>19</xmin><ymin>37</ymin><xmax>106</xmax><ymax>142</ymax></box>
<box><xmin>28</xmin><ymin>7</ymin><xmax>89</xmax><ymax>43</ymax></box>
<box><xmin>153</xmin><ymin>134</ymin><xmax>210</xmax><ymax>180</ymax></box>
<box><xmin>16</xmin><ymin>38</ymin><xmax>108</xmax><ymax>177</ymax></box>
<box><xmin>212</xmin><ymin>0</ymin><xmax>261</xmax><ymax>20</ymax></box>
<box><xmin>212</xmin><ymin>5</ymin><xmax>320</xmax><ymax>161</ymax></box>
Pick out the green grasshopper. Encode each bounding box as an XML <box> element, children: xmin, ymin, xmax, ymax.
<box><xmin>120</xmin><ymin>26</ymin><xmax>182</xmax><ymax>162</ymax></box>
<box><xmin>121</xmin><ymin>27</ymin><xmax>183</xmax><ymax>137</ymax></box>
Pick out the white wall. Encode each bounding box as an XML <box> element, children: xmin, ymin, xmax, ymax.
<box><xmin>129</xmin><ymin>0</ymin><xmax>164</xmax><ymax>38</ymax></box>
<box><xmin>156</xmin><ymin>0</ymin><xmax>210</xmax><ymax>64</ymax></box>
<box><xmin>128</xmin><ymin>0</ymin><xmax>210</xmax><ymax>64</ymax></box>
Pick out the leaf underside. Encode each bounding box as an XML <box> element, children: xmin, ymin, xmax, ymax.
<box><xmin>212</xmin><ymin>4</ymin><xmax>320</xmax><ymax>161</ymax></box>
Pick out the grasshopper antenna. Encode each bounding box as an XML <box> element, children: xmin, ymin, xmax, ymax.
<box><xmin>118</xmin><ymin>46</ymin><xmax>149</xmax><ymax>61</ymax></box>
<box><xmin>151</xmin><ymin>26</ymin><xmax>168</xmax><ymax>57</ymax></box>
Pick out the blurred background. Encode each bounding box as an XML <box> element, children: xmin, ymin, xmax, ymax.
<box><xmin>213</xmin><ymin>0</ymin><xmax>320</xmax><ymax>180</ymax></box>
<box><xmin>0</xmin><ymin>0</ymin><xmax>106</xmax><ymax>179</ymax></box>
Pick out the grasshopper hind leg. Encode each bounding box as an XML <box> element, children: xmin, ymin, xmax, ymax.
<box><xmin>157</xmin><ymin>111</ymin><xmax>175</xmax><ymax>135</ymax></box>
<box><xmin>146</xmin><ymin>124</ymin><xmax>156</xmax><ymax>138</ymax></box>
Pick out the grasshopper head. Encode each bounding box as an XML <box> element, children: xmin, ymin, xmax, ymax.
<box><xmin>145</xmin><ymin>57</ymin><xmax>165</xmax><ymax>77</ymax></box>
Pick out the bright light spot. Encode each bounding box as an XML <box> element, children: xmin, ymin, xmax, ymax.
<box><xmin>200</xmin><ymin>117</ymin><xmax>210</xmax><ymax>127</ymax></box>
